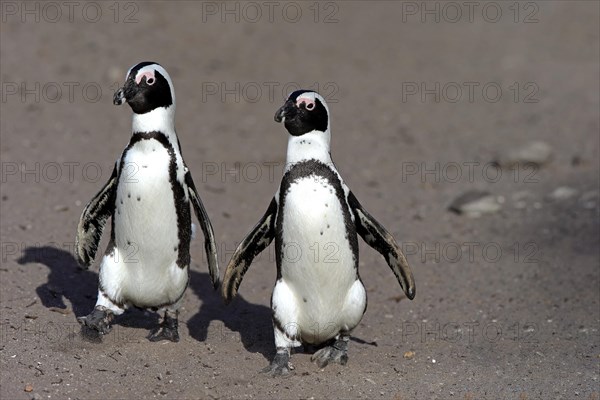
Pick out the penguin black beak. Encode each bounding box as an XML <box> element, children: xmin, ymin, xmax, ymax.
<box><xmin>113</xmin><ymin>87</ymin><xmax>125</xmax><ymax>105</ymax></box>
<box><xmin>275</xmin><ymin>100</ymin><xmax>295</xmax><ymax>123</ymax></box>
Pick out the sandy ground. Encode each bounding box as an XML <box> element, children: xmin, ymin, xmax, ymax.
<box><xmin>1</xmin><ymin>1</ymin><xmax>599</xmax><ymax>399</ymax></box>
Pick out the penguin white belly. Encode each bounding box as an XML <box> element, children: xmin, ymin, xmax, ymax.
<box><xmin>110</xmin><ymin>139</ymin><xmax>187</xmax><ymax>307</ymax></box>
<box><xmin>280</xmin><ymin>175</ymin><xmax>362</xmax><ymax>343</ymax></box>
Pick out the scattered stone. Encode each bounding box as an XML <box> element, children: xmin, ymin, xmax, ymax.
<box><xmin>403</xmin><ymin>351</ymin><xmax>415</xmax><ymax>360</ymax></box>
<box><xmin>499</xmin><ymin>141</ymin><xmax>553</xmax><ymax>167</ymax></box>
<box><xmin>24</xmin><ymin>384</ymin><xmax>33</xmax><ymax>392</ymax></box>
<box><xmin>550</xmin><ymin>187</ymin><xmax>578</xmax><ymax>201</ymax></box>
<box><xmin>448</xmin><ymin>191</ymin><xmax>501</xmax><ymax>217</ymax></box>
<box><xmin>53</xmin><ymin>205</ymin><xmax>69</xmax><ymax>212</ymax></box>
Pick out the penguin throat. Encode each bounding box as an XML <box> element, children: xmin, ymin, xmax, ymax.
<box><xmin>132</xmin><ymin>106</ymin><xmax>176</xmax><ymax>136</ymax></box>
<box><xmin>285</xmin><ymin>131</ymin><xmax>332</xmax><ymax>171</ymax></box>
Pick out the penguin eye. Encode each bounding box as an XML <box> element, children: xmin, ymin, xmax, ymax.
<box><xmin>146</xmin><ymin>77</ymin><xmax>155</xmax><ymax>85</ymax></box>
<box><xmin>305</xmin><ymin>102</ymin><xmax>315</xmax><ymax>110</ymax></box>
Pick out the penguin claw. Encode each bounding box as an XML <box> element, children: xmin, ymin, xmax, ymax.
<box><xmin>311</xmin><ymin>340</ymin><xmax>349</xmax><ymax>368</ymax></box>
<box><xmin>148</xmin><ymin>314</ymin><xmax>179</xmax><ymax>342</ymax></box>
<box><xmin>148</xmin><ymin>327</ymin><xmax>179</xmax><ymax>342</ymax></box>
<box><xmin>77</xmin><ymin>307</ymin><xmax>114</xmax><ymax>335</ymax></box>
<box><xmin>261</xmin><ymin>352</ymin><xmax>293</xmax><ymax>377</ymax></box>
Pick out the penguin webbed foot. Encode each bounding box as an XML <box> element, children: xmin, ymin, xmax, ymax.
<box><xmin>311</xmin><ymin>336</ymin><xmax>349</xmax><ymax>368</ymax></box>
<box><xmin>261</xmin><ymin>351</ymin><xmax>293</xmax><ymax>377</ymax></box>
<box><xmin>77</xmin><ymin>306</ymin><xmax>114</xmax><ymax>335</ymax></box>
<box><xmin>148</xmin><ymin>312</ymin><xmax>179</xmax><ymax>343</ymax></box>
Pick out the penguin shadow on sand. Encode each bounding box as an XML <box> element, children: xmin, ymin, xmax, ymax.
<box><xmin>18</xmin><ymin>246</ymin><xmax>159</xmax><ymax>338</ymax></box>
<box><xmin>187</xmin><ymin>269</ymin><xmax>274</xmax><ymax>360</ymax></box>
<box><xmin>18</xmin><ymin>246</ymin><xmax>97</xmax><ymax>317</ymax></box>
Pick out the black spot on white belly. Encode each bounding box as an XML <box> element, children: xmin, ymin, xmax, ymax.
<box><xmin>117</xmin><ymin>131</ymin><xmax>192</xmax><ymax>270</ymax></box>
<box><xmin>275</xmin><ymin>159</ymin><xmax>359</xmax><ymax>280</ymax></box>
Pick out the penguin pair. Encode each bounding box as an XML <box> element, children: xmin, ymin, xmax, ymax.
<box><xmin>76</xmin><ymin>62</ymin><xmax>415</xmax><ymax>376</ymax></box>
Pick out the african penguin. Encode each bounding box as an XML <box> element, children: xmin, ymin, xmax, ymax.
<box><xmin>75</xmin><ymin>61</ymin><xmax>219</xmax><ymax>342</ymax></box>
<box><xmin>222</xmin><ymin>90</ymin><xmax>416</xmax><ymax>375</ymax></box>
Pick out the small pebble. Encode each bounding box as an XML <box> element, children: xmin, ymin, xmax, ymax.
<box><xmin>500</xmin><ymin>141</ymin><xmax>553</xmax><ymax>167</ymax></box>
<box><xmin>403</xmin><ymin>351</ymin><xmax>415</xmax><ymax>360</ymax></box>
<box><xmin>24</xmin><ymin>384</ymin><xmax>33</xmax><ymax>392</ymax></box>
<box><xmin>448</xmin><ymin>191</ymin><xmax>501</xmax><ymax>217</ymax></box>
<box><xmin>550</xmin><ymin>187</ymin><xmax>578</xmax><ymax>200</ymax></box>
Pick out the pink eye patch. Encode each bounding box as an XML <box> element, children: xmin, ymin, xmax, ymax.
<box><xmin>296</xmin><ymin>97</ymin><xmax>315</xmax><ymax>110</ymax></box>
<box><xmin>135</xmin><ymin>70</ymin><xmax>155</xmax><ymax>85</ymax></box>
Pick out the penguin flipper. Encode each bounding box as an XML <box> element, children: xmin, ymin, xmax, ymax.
<box><xmin>75</xmin><ymin>163</ymin><xmax>118</xmax><ymax>269</ymax></box>
<box><xmin>222</xmin><ymin>197</ymin><xmax>277</xmax><ymax>304</ymax></box>
<box><xmin>185</xmin><ymin>170</ymin><xmax>220</xmax><ymax>289</ymax></box>
<box><xmin>348</xmin><ymin>191</ymin><xmax>416</xmax><ymax>300</ymax></box>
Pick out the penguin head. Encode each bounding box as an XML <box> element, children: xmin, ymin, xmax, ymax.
<box><xmin>275</xmin><ymin>90</ymin><xmax>329</xmax><ymax>136</ymax></box>
<box><xmin>113</xmin><ymin>62</ymin><xmax>175</xmax><ymax>114</ymax></box>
